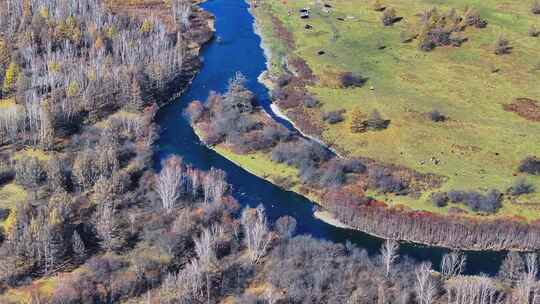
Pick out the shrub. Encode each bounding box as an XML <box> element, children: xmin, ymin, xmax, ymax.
<box><xmin>419</xmin><ymin>27</ymin><xmax>466</xmax><ymax>51</ymax></box>
<box><xmin>431</xmin><ymin>192</ymin><xmax>449</xmax><ymax>207</ymax></box>
<box><xmin>276</xmin><ymin>74</ymin><xmax>292</xmax><ymax>87</ymax></box>
<box><xmin>417</xmin><ymin>7</ymin><xmax>484</xmax><ymax>52</ymax></box>
<box><xmin>365</xmin><ymin>110</ymin><xmax>390</xmax><ymax>131</ymax></box>
<box><xmin>275</xmin><ymin>216</ymin><xmax>297</xmax><ymax>239</ymax></box>
<box><xmin>499</xmin><ymin>251</ymin><xmax>525</xmax><ymax>283</ymax></box>
<box><xmin>351</xmin><ymin>109</ymin><xmax>390</xmax><ymax>133</ymax></box>
<box><xmin>449</xmin><ymin>32</ymin><xmax>467</xmax><ymax>46</ymax></box>
<box><xmin>381</xmin><ymin>8</ymin><xmax>398</xmax><ymax>26</ymax></box>
<box><xmin>340</xmin><ymin>72</ymin><xmax>367</xmax><ymax>88</ymax></box>
<box><xmin>448</xmin><ymin>190</ymin><xmax>467</xmax><ymax>203</ymax></box>
<box><xmin>0</xmin><ymin>208</ymin><xmax>9</xmax><ymax>221</ymax></box>
<box><xmin>464</xmin><ymin>8</ymin><xmax>488</xmax><ymax>28</ymax></box>
<box><xmin>368</xmin><ymin>168</ymin><xmax>408</xmax><ymax>194</ymax></box>
<box><xmin>303</xmin><ymin>96</ymin><xmax>320</xmax><ymax>108</ymax></box>
<box><xmin>239</xmin><ymin>124</ymin><xmax>291</xmax><ymax>152</ymax></box>
<box><xmin>350</xmin><ymin>108</ymin><xmax>367</xmax><ymax>133</ymax></box>
<box><xmin>428</xmin><ymin>109</ymin><xmax>447</xmax><ymax>122</ymax></box>
<box><xmin>271</xmin><ymin>140</ymin><xmax>330</xmax><ymax>169</ymax></box>
<box><xmin>311</xmin><ymin>159</ymin><xmax>366</xmax><ymax>188</ymax></box>
<box><xmin>532</xmin><ymin>1</ymin><xmax>540</xmax><ymax>14</ymax></box>
<box><xmin>262</xmin><ymin>124</ymin><xmax>291</xmax><ymax>144</ymax></box>
<box><xmin>205</xmin><ymin>74</ymin><xmax>260</xmax><ymax>146</ymax></box>
<box><xmin>447</xmin><ymin>189</ymin><xmax>502</xmax><ymax>213</ymax></box>
<box><xmin>479</xmin><ymin>189</ymin><xmax>503</xmax><ymax>213</ymax></box>
<box><xmin>529</xmin><ymin>26</ymin><xmax>540</xmax><ymax>37</ymax></box>
<box><xmin>15</xmin><ymin>156</ymin><xmax>46</xmax><ymax>190</ymax></box>
<box><xmin>508</xmin><ymin>178</ymin><xmax>535</xmax><ymax>196</ymax></box>
<box><xmin>318</xmin><ymin>161</ymin><xmax>347</xmax><ymax>187</ymax></box>
<box><xmin>342</xmin><ymin>159</ymin><xmax>367</xmax><ymax>174</ymax></box>
<box><xmin>0</xmin><ymin>162</ymin><xmax>14</xmax><ymax>185</ymax></box>
<box><xmin>519</xmin><ymin>156</ymin><xmax>540</xmax><ymax>175</ymax></box>
<box><xmin>494</xmin><ymin>36</ymin><xmax>512</xmax><ymax>55</ymax></box>
<box><xmin>216</xmin><ymin>113</ymin><xmax>257</xmax><ymax>142</ymax></box>
<box><xmin>271</xmin><ymin>143</ymin><xmax>292</xmax><ymax>164</ymax></box>
<box><xmin>185</xmin><ymin>100</ymin><xmax>204</xmax><ymax>122</ymax></box>
<box><xmin>323</xmin><ymin>110</ymin><xmax>345</xmax><ymax>124</ymax></box>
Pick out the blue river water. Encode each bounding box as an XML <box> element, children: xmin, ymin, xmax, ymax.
<box><xmin>155</xmin><ymin>0</ymin><xmax>504</xmax><ymax>275</ymax></box>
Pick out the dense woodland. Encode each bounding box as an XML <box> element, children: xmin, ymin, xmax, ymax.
<box><xmin>0</xmin><ymin>0</ymin><xmax>539</xmax><ymax>303</ymax></box>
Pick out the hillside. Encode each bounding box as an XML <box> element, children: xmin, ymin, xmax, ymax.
<box><xmin>245</xmin><ymin>0</ymin><xmax>540</xmax><ymax>221</ymax></box>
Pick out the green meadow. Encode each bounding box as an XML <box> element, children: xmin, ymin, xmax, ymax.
<box><xmin>250</xmin><ymin>0</ymin><xmax>540</xmax><ymax>219</ymax></box>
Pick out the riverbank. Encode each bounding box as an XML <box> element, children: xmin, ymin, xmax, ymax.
<box><xmin>182</xmin><ymin>0</ymin><xmax>540</xmax><ymax>252</ymax></box>
<box><xmin>158</xmin><ymin>0</ymin><xmax>509</xmax><ymax>274</ymax></box>
<box><xmin>192</xmin><ymin>125</ymin><xmax>540</xmax><ymax>251</ymax></box>
<box><xmin>314</xmin><ymin>210</ymin><xmax>352</xmax><ymax>230</ymax></box>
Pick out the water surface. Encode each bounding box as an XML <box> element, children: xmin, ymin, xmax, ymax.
<box><xmin>155</xmin><ymin>0</ymin><xmax>504</xmax><ymax>275</ymax></box>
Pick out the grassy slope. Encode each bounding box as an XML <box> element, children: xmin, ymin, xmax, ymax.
<box><xmin>0</xmin><ymin>277</ymin><xmax>57</xmax><ymax>303</ymax></box>
<box><xmin>215</xmin><ymin>146</ymin><xmax>300</xmax><ymax>183</ymax></box>
<box><xmin>249</xmin><ymin>0</ymin><xmax>540</xmax><ymax>220</ymax></box>
<box><xmin>0</xmin><ymin>183</ymin><xmax>26</xmax><ymax>234</ymax></box>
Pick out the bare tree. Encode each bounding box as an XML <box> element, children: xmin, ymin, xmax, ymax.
<box><xmin>128</xmin><ymin>212</ymin><xmax>137</xmax><ymax>235</ymax></box>
<box><xmin>441</xmin><ymin>251</ymin><xmax>467</xmax><ymax>279</ymax></box>
<box><xmin>47</xmin><ymin>155</ymin><xmax>67</xmax><ymax>191</ymax></box>
<box><xmin>0</xmin><ymin>254</ymin><xmax>17</xmax><ymax>286</ymax></box>
<box><xmin>187</xmin><ymin>167</ymin><xmax>202</xmax><ymax>198</ymax></box>
<box><xmin>94</xmin><ymin>201</ymin><xmax>119</xmax><ymax>251</ymax></box>
<box><xmin>264</xmin><ymin>284</ymin><xmax>281</xmax><ymax>304</ymax></box>
<box><xmin>172</xmin><ymin>0</ymin><xmax>192</xmax><ymax>30</ymax></box>
<box><xmin>41</xmin><ymin>224</ymin><xmax>64</xmax><ymax>275</ymax></box>
<box><xmin>499</xmin><ymin>251</ymin><xmax>525</xmax><ymax>284</ymax></box>
<box><xmin>194</xmin><ymin>226</ymin><xmax>222</xmax><ymax>304</ymax></box>
<box><xmin>14</xmin><ymin>156</ymin><xmax>45</xmax><ymax>193</ymax></box>
<box><xmin>517</xmin><ymin>253</ymin><xmax>538</xmax><ymax>304</ymax></box>
<box><xmin>194</xmin><ymin>226</ymin><xmax>220</xmax><ymax>271</ymax></box>
<box><xmin>72</xmin><ymin>149</ymin><xmax>98</xmax><ymax>190</ymax></box>
<box><xmin>446</xmin><ymin>275</ymin><xmax>502</xmax><ymax>304</ymax></box>
<box><xmin>241</xmin><ymin>205</ymin><xmax>272</xmax><ymax>264</ymax></box>
<box><xmin>202</xmin><ymin>168</ymin><xmax>227</xmax><ymax>204</ymax></box>
<box><xmin>275</xmin><ymin>216</ymin><xmax>297</xmax><ymax>240</ymax></box>
<box><xmin>160</xmin><ymin>259</ymin><xmax>203</xmax><ymax>303</ymax></box>
<box><xmin>155</xmin><ymin>156</ymin><xmax>184</xmax><ymax>212</ymax></box>
<box><xmin>380</xmin><ymin>239</ymin><xmax>399</xmax><ymax>278</ymax></box>
<box><xmin>415</xmin><ymin>263</ymin><xmax>436</xmax><ymax>304</ymax></box>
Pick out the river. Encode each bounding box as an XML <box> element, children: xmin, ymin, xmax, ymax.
<box><xmin>155</xmin><ymin>0</ymin><xmax>504</xmax><ymax>275</ymax></box>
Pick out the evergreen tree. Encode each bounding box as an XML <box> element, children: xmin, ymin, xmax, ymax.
<box><xmin>71</xmin><ymin>231</ymin><xmax>86</xmax><ymax>262</ymax></box>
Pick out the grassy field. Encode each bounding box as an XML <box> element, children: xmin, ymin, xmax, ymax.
<box><xmin>0</xmin><ymin>276</ymin><xmax>57</xmax><ymax>303</ymax></box>
<box><xmin>250</xmin><ymin>0</ymin><xmax>540</xmax><ymax>219</ymax></box>
<box><xmin>0</xmin><ymin>183</ymin><xmax>27</xmax><ymax>233</ymax></box>
<box><xmin>215</xmin><ymin>145</ymin><xmax>300</xmax><ymax>184</ymax></box>
<box><xmin>12</xmin><ymin>148</ymin><xmax>50</xmax><ymax>162</ymax></box>
<box><xmin>0</xmin><ymin>97</ymin><xmax>16</xmax><ymax>109</ymax></box>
